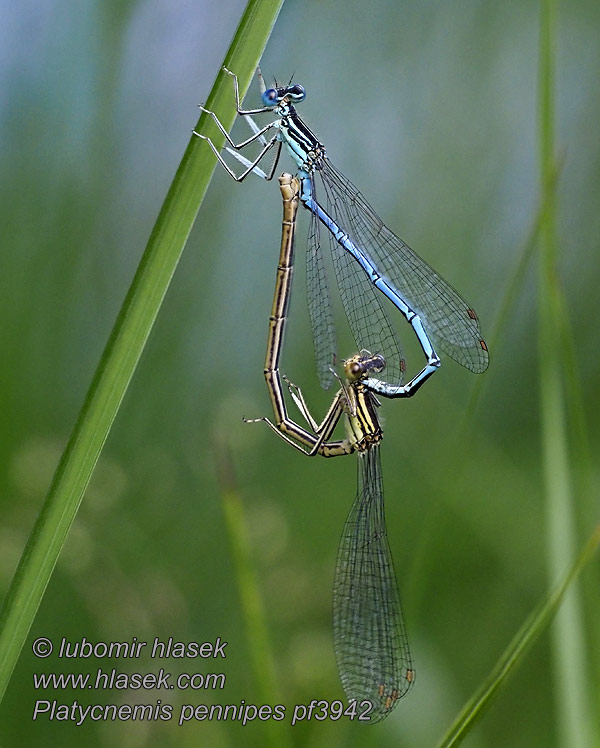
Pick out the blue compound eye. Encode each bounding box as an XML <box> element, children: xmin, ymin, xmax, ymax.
<box><xmin>287</xmin><ymin>84</ymin><xmax>305</xmax><ymax>102</ymax></box>
<box><xmin>262</xmin><ymin>88</ymin><xmax>279</xmax><ymax>107</ymax></box>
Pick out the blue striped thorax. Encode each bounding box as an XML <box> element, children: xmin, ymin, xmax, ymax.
<box><xmin>261</xmin><ymin>84</ymin><xmax>326</xmax><ymax>172</ymax></box>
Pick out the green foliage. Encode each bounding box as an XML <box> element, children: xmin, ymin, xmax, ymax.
<box><xmin>0</xmin><ymin>0</ymin><xmax>283</xmax><ymax>709</ymax></box>
<box><xmin>1</xmin><ymin>1</ymin><xmax>599</xmax><ymax>746</ymax></box>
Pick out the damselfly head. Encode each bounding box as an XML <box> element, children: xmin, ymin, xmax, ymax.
<box><xmin>343</xmin><ymin>352</ymin><xmax>386</xmax><ymax>381</ymax></box>
<box><xmin>261</xmin><ymin>84</ymin><xmax>306</xmax><ymax>108</ymax></box>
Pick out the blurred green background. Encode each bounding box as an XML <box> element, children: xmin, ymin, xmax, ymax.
<box><xmin>1</xmin><ymin>0</ymin><xmax>599</xmax><ymax>746</ymax></box>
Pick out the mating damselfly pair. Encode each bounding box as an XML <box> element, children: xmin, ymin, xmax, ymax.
<box><xmin>196</xmin><ymin>68</ymin><xmax>488</xmax><ymax>722</ymax></box>
<box><xmin>195</xmin><ymin>68</ymin><xmax>488</xmax><ymax>394</ymax></box>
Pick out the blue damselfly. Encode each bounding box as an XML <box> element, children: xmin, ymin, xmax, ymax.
<box><xmin>195</xmin><ymin>68</ymin><xmax>488</xmax><ymax>396</ymax></box>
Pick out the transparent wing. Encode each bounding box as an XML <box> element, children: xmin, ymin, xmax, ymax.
<box><xmin>319</xmin><ymin>160</ymin><xmax>489</xmax><ymax>373</ymax></box>
<box><xmin>306</xmin><ymin>207</ymin><xmax>337</xmax><ymax>390</ymax></box>
<box><xmin>333</xmin><ymin>446</ymin><xmax>413</xmax><ymax>723</ymax></box>
<box><xmin>310</xmin><ymin>175</ymin><xmax>406</xmax><ymax>387</ymax></box>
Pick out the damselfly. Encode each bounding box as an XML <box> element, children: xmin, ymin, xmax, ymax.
<box><xmin>195</xmin><ymin>68</ymin><xmax>488</xmax><ymax>396</ymax></box>
<box><xmin>245</xmin><ymin>173</ymin><xmax>413</xmax><ymax>723</ymax></box>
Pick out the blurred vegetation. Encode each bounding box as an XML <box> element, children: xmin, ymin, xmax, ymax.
<box><xmin>0</xmin><ymin>1</ymin><xmax>599</xmax><ymax>747</ymax></box>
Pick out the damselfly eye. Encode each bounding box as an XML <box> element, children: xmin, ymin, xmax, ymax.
<box><xmin>262</xmin><ymin>88</ymin><xmax>279</xmax><ymax>106</ymax></box>
<box><xmin>371</xmin><ymin>354</ymin><xmax>386</xmax><ymax>373</ymax></box>
<box><xmin>287</xmin><ymin>84</ymin><xmax>306</xmax><ymax>102</ymax></box>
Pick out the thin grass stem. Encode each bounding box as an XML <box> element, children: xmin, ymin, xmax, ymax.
<box><xmin>0</xmin><ymin>0</ymin><xmax>285</xmax><ymax>703</ymax></box>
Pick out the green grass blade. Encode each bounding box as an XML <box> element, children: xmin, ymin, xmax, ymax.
<box><xmin>0</xmin><ymin>0</ymin><xmax>285</xmax><ymax>704</ymax></box>
<box><xmin>537</xmin><ymin>1</ymin><xmax>597</xmax><ymax>745</ymax></box>
<box><xmin>435</xmin><ymin>525</ymin><xmax>600</xmax><ymax>748</ymax></box>
<box><xmin>458</xmin><ymin>155</ymin><xmax>563</xmax><ymax>433</ymax></box>
<box><xmin>215</xmin><ymin>439</ymin><xmax>292</xmax><ymax>748</ymax></box>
